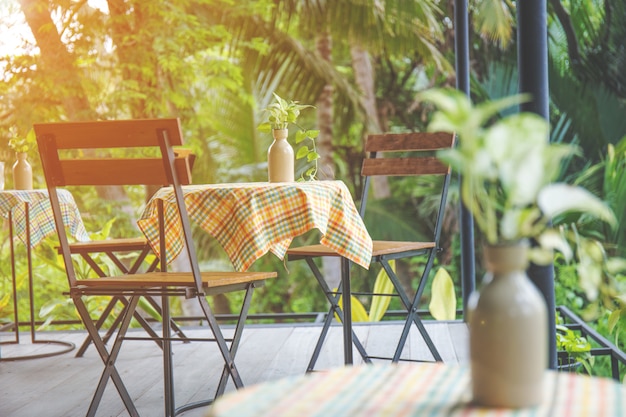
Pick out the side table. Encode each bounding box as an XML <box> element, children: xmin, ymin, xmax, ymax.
<box><xmin>0</xmin><ymin>189</ymin><xmax>90</xmax><ymax>361</ymax></box>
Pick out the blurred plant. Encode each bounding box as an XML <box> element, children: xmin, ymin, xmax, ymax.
<box><xmin>420</xmin><ymin>88</ymin><xmax>616</xmax><ymax>265</ymax></box>
<box><xmin>571</xmin><ymin>137</ymin><xmax>626</xmax><ymax>258</ymax></box>
<box><xmin>8</xmin><ymin>128</ymin><xmax>36</xmax><ymax>154</ymax></box>
<box><xmin>556</xmin><ymin>224</ymin><xmax>626</xmax><ymax>345</ymax></box>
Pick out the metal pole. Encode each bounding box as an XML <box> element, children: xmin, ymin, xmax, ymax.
<box><xmin>517</xmin><ymin>0</ymin><xmax>557</xmax><ymax>369</ymax></box>
<box><xmin>454</xmin><ymin>0</ymin><xmax>475</xmax><ymax>320</ymax></box>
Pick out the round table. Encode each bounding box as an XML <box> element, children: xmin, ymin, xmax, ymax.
<box><xmin>0</xmin><ymin>189</ymin><xmax>89</xmax><ymax>361</ymax></box>
<box><xmin>206</xmin><ymin>363</ymin><xmax>626</xmax><ymax>417</ymax></box>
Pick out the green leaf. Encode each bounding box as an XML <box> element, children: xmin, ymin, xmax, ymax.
<box><xmin>257</xmin><ymin>122</ymin><xmax>272</xmax><ymax>133</ymax></box>
<box><xmin>306</xmin><ymin>129</ymin><xmax>320</xmax><ymax>139</ymax></box>
<box><xmin>138</xmin><ymin>298</ymin><xmax>162</xmax><ymax>322</ymax></box>
<box><xmin>296</xmin><ymin>145</ymin><xmax>310</xmax><ymax>159</ymax></box>
<box><xmin>429</xmin><ymin>268</ymin><xmax>457</xmax><ymax>320</ymax></box>
<box><xmin>608</xmin><ymin>309</ymin><xmax>621</xmax><ymax>334</ymax></box>
<box><xmin>538</xmin><ymin>183</ymin><xmax>616</xmax><ymax>227</ymax></box>
<box><xmin>303</xmin><ymin>167</ymin><xmax>316</xmax><ymax>180</ymax></box>
<box><xmin>307</xmin><ymin>151</ymin><xmax>320</xmax><ymax>162</ymax></box>
<box><xmin>335</xmin><ymin>289</ymin><xmax>369</xmax><ymax>323</ymax></box>
<box><xmin>295</xmin><ymin>130</ymin><xmax>307</xmax><ymax>143</ymax></box>
<box><xmin>368</xmin><ymin>261</ymin><xmax>396</xmax><ymax>322</ymax></box>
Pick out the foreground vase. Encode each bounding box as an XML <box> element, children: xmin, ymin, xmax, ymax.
<box><xmin>468</xmin><ymin>240</ymin><xmax>547</xmax><ymax>408</ymax></box>
<box><xmin>12</xmin><ymin>152</ymin><xmax>33</xmax><ymax>190</ymax></box>
<box><xmin>267</xmin><ymin>128</ymin><xmax>294</xmax><ymax>182</ymax></box>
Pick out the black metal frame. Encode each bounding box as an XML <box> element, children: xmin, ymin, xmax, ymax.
<box><xmin>0</xmin><ymin>201</ymin><xmax>75</xmax><ymax>362</ymax></box>
<box><xmin>71</xmin><ymin>245</ymin><xmax>189</xmax><ymax>358</ymax></box>
<box><xmin>289</xmin><ymin>133</ymin><xmax>454</xmax><ymax>370</ymax></box>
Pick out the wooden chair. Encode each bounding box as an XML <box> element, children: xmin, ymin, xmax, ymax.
<box><xmin>35</xmin><ymin>118</ymin><xmax>277</xmax><ymax>417</ymax></box>
<box><xmin>64</xmin><ymin>149</ymin><xmax>196</xmax><ymax>357</ymax></box>
<box><xmin>287</xmin><ymin>132</ymin><xmax>455</xmax><ymax>370</ymax></box>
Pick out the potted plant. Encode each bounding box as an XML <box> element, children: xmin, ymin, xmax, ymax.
<box><xmin>258</xmin><ymin>93</ymin><xmax>320</xmax><ymax>182</ymax></box>
<box><xmin>420</xmin><ymin>88</ymin><xmax>616</xmax><ymax>408</ymax></box>
<box><xmin>8</xmin><ymin>128</ymin><xmax>35</xmax><ymax>190</ymax></box>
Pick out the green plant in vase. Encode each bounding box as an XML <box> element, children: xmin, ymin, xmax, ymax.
<box><xmin>258</xmin><ymin>93</ymin><xmax>320</xmax><ymax>181</ymax></box>
<box><xmin>420</xmin><ymin>88</ymin><xmax>616</xmax><ymax>408</ymax></box>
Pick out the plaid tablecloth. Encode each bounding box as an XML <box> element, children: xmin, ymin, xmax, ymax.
<box><xmin>0</xmin><ymin>189</ymin><xmax>90</xmax><ymax>247</ymax></box>
<box><xmin>207</xmin><ymin>363</ymin><xmax>626</xmax><ymax>417</ymax></box>
<box><xmin>137</xmin><ymin>181</ymin><xmax>373</xmax><ymax>271</ymax></box>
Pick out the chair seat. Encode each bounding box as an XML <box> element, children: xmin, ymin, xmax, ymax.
<box><xmin>63</xmin><ymin>237</ymin><xmax>149</xmax><ymax>254</ymax></box>
<box><xmin>287</xmin><ymin>240</ymin><xmax>436</xmax><ymax>258</ymax></box>
<box><xmin>75</xmin><ymin>271</ymin><xmax>277</xmax><ymax>289</ymax></box>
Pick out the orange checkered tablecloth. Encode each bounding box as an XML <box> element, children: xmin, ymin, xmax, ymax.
<box><xmin>137</xmin><ymin>181</ymin><xmax>373</xmax><ymax>271</ymax></box>
<box><xmin>207</xmin><ymin>363</ymin><xmax>626</xmax><ymax>417</ymax></box>
<box><xmin>0</xmin><ymin>189</ymin><xmax>90</xmax><ymax>247</ymax></box>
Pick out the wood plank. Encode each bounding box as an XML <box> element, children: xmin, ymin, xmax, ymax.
<box><xmin>362</xmin><ymin>157</ymin><xmax>449</xmax><ymax>177</ymax></box>
<box><xmin>0</xmin><ymin>321</ymin><xmax>468</xmax><ymax>417</ymax></box>
<box><xmin>365</xmin><ymin>132</ymin><xmax>455</xmax><ymax>152</ymax></box>
<box><xmin>34</xmin><ymin>119</ymin><xmax>184</xmax><ymax>149</ymax></box>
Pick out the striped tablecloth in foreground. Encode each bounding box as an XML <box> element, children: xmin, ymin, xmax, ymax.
<box><xmin>206</xmin><ymin>363</ymin><xmax>626</xmax><ymax>417</ymax></box>
<box><xmin>138</xmin><ymin>181</ymin><xmax>373</xmax><ymax>271</ymax></box>
<box><xmin>0</xmin><ymin>189</ymin><xmax>90</xmax><ymax>247</ymax></box>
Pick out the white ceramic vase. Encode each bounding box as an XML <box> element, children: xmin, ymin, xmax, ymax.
<box><xmin>12</xmin><ymin>152</ymin><xmax>33</xmax><ymax>190</ymax></box>
<box><xmin>468</xmin><ymin>240</ymin><xmax>547</xmax><ymax>408</ymax></box>
<box><xmin>267</xmin><ymin>128</ymin><xmax>294</xmax><ymax>183</ymax></box>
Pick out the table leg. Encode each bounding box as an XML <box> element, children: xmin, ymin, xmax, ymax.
<box><xmin>0</xmin><ymin>202</ymin><xmax>75</xmax><ymax>361</ymax></box>
<box><xmin>341</xmin><ymin>257</ymin><xmax>353</xmax><ymax>365</ymax></box>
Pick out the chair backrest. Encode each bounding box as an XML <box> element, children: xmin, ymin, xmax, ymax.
<box><xmin>35</xmin><ymin>119</ymin><xmax>192</xmax><ymax>186</ymax></box>
<box><xmin>359</xmin><ymin>131</ymin><xmax>456</xmax><ymax>243</ymax></box>
<box><xmin>34</xmin><ymin>118</ymin><xmax>201</xmax><ymax>290</ymax></box>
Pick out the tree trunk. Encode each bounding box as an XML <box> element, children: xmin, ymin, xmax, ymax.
<box><xmin>20</xmin><ymin>0</ymin><xmax>128</xmax><ymax>203</ymax></box>
<box><xmin>350</xmin><ymin>44</ymin><xmax>389</xmax><ymax>199</ymax></box>
<box><xmin>20</xmin><ymin>0</ymin><xmax>95</xmax><ymax>121</ymax></box>
<box><xmin>315</xmin><ymin>31</ymin><xmax>334</xmax><ymax>180</ymax></box>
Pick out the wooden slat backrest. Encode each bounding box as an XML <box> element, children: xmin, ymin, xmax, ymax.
<box><xmin>34</xmin><ymin>119</ymin><xmax>192</xmax><ymax>186</ymax></box>
<box><xmin>362</xmin><ymin>132</ymin><xmax>456</xmax><ymax>177</ymax></box>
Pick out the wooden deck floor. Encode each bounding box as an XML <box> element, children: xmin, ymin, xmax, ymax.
<box><xmin>0</xmin><ymin>320</ymin><xmax>468</xmax><ymax>417</ymax></box>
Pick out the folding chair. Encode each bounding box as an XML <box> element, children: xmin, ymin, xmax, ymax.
<box><xmin>65</xmin><ymin>149</ymin><xmax>196</xmax><ymax>357</ymax></box>
<box><xmin>287</xmin><ymin>131</ymin><xmax>455</xmax><ymax>370</ymax></box>
<box><xmin>35</xmin><ymin>118</ymin><xmax>276</xmax><ymax>417</ymax></box>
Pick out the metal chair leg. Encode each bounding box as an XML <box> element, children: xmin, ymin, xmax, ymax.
<box><xmin>379</xmin><ymin>254</ymin><xmax>442</xmax><ymax>362</ymax></box>
<box><xmin>198</xmin><ymin>294</ymin><xmax>244</xmax><ymax>389</ymax></box>
<box><xmin>73</xmin><ymin>295</ymin><xmax>140</xmax><ymax>417</ymax></box>
<box><xmin>215</xmin><ymin>283</ymin><xmax>255</xmax><ymax>396</ymax></box>
<box><xmin>304</xmin><ymin>257</ymin><xmax>370</xmax><ymax>369</ymax></box>
<box><xmin>75</xmin><ymin>296</ymin><xmax>120</xmax><ymax>357</ymax></box>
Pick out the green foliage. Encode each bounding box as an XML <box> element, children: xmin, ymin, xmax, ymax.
<box><xmin>422</xmin><ymin>88</ymin><xmax>615</xmax><ymax>252</ymax></box>
<box><xmin>294</xmin><ymin>129</ymin><xmax>321</xmax><ymax>181</ymax></box>
<box><xmin>257</xmin><ymin>93</ymin><xmax>314</xmax><ymax>131</ymax></box>
<box><xmin>429</xmin><ymin>268</ymin><xmax>457</xmax><ymax>320</ymax></box>
<box><xmin>335</xmin><ymin>260</ymin><xmax>396</xmax><ymax>323</ymax></box>
<box><xmin>8</xmin><ymin>128</ymin><xmax>35</xmax><ymax>153</ymax></box>
<box><xmin>556</xmin><ymin>316</ymin><xmax>594</xmax><ymax>375</ymax></box>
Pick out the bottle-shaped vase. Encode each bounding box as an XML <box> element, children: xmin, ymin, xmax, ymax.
<box><xmin>13</xmin><ymin>152</ymin><xmax>33</xmax><ymax>190</ymax></box>
<box><xmin>267</xmin><ymin>128</ymin><xmax>294</xmax><ymax>182</ymax></box>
